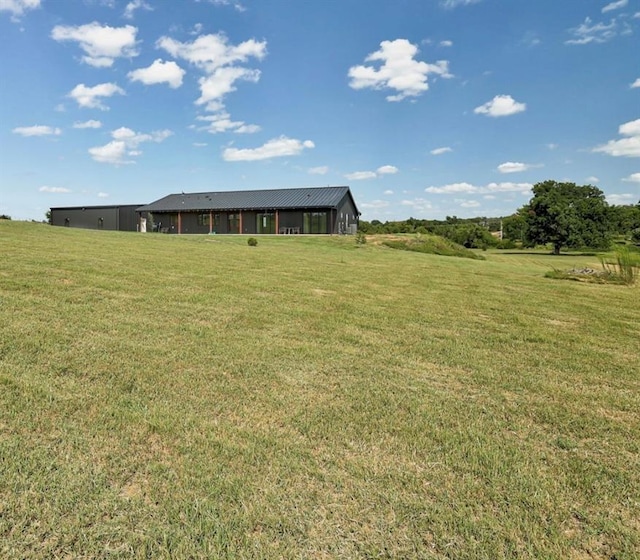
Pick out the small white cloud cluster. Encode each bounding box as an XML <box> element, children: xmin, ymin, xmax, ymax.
<box><xmin>68</xmin><ymin>83</ymin><xmax>125</xmax><ymax>110</ymax></box>
<box><xmin>39</xmin><ymin>185</ymin><xmax>70</xmax><ymax>193</ymax></box>
<box><xmin>0</xmin><ymin>0</ymin><xmax>40</xmax><ymax>20</ymax></box>
<box><xmin>425</xmin><ymin>181</ymin><xmax>532</xmax><ymax>195</ymax></box>
<box><xmin>474</xmin><ymin>95</ymin><xmax>526</xmax><ymax>117</ymax></box>
<box><xmin>602</xmin><ymin>0</ymin><xmax>627</xmax><ymax>14</ymax></box>
<box><xmin>128</xmin><ymin>59</ymin><xmax>185</xmax><ymax>89</ymax></box>
<box><xmin>89</xmin><ymin>126</ymin><xmax>172</xmax><ymax>165</ymax></box>
<box><xmin>345</xmin><ymin>165</ymin><xmax>398</xmax><ymax>181</ymax></box>
<box><xmin>196</xmin><ymin>113</ymin><xmax>260</xmax><ymax>135</ymax></box>
<box><xmin>431</xmin><ymin>146</ymin><xmax>452</xmax><ymax>155</ymax></box>
<box><xmin>593</xmin><ymin>118</ymin><xmax>640</xmax><ymax>157</ymax></box>
<box><xmin>348</xmin><ymin>39</ymin><xmax>452</xmax><ymax>102</ymax></box>
<box><xmin>497</xmin><ymin>162</ymin><xmax>538</xmax><ymax>174</ymax></box>
<box><xmin>13</xmin><ymin>125</ymin><xmax>61</xmax><ymax>137</ymax></box>
<box><xmin>157</xmin><ymin>33</ymin><xmax>266</xmax><ymax>111</ymax></box>
<box><xmin>123</xmin><ymin>0</ymin><xmax>152</xmax><ymax>20</ymax></box>
<box><xmin>51</xmin><ymin>22</ymin><xmax>139</xmax><ymax>67</ymax></box>
<box><xmin>223</xmin><ymin>136</ymin><xmax>314</xmax><ymax>162</ymax></box>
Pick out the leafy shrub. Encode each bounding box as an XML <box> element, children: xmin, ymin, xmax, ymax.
<box><xmin>355</xmin><ymin>232</ymin><xmax>367</xmax><ymax>245</ymax></box>
<box><xmin>247</xmin><ymin>237</ymin><xmax>258</xmax><ymax>247</ymax></box>
<box><xmin>496</xmin><ymin>239</ymin><xmax>517</xmax><ymax>250</ymax></box>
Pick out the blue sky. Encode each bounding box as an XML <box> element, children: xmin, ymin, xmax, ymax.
<box><xmin>1</xmin><ymin>0</ymin><xmax>639</xmax><ymax>222</ymax></box>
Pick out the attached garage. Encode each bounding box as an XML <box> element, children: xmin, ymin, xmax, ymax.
<box><xmin>50</xmin><ymin>205</ymin><xmax>143</xmax><ymax>232</ymax></box>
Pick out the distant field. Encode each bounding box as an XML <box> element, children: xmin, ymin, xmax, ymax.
<box><xmin>1</xmin><ymin>221</ymin><xmax>638</xmax><ymax>559</ymax></box>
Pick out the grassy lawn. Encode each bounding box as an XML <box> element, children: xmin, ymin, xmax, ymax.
<box><xmin>1</xmin><ymin>221</ymin><xmax>638</xmax><ymax>559</ymax></box>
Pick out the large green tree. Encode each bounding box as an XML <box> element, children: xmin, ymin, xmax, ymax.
<box><xmin>522</xmin><ymin>180</ymin><xmax>611</xmax><ymax>254</ymax></box>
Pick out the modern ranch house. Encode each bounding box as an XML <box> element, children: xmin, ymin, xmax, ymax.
<box><xmin>137</xmin><ymin>186</ymin><xmax>360</xmax><ymax>235</ymax></box>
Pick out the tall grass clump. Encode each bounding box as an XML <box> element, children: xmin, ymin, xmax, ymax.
<box><xmin>599</xmin><ymin>246</ymin><xmax>639</xmax><ymax>285</ymax></box>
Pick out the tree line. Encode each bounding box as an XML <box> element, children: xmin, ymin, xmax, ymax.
<box><xmin>359</xmin><ymin>181</ymin><xmax>640</xmax><ymax>253</ymax></box>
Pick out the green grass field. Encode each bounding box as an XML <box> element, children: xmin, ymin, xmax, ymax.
<box><xmin>1</xmin><ymin>221</ymin><xmax>638</xmax><ymax>559</ymax></box>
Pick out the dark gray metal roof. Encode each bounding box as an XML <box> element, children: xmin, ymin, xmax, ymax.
<box><xmin>137</xmin><ymin>186</ymin><xmax>358</xmax><ymax>214</ymax></box>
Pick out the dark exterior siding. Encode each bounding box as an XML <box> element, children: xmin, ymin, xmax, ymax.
<box><xmin>50</xmin><ymin>205</ymin><xmax>141</xmax><ymax>231</ymax></box>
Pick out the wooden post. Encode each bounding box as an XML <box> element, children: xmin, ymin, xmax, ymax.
<box><xmin>178</xmin><ymin>211</ymin><xmax>182</xmax><ymax>234</ymax></box>
<box><xmin>209</xmin><ymin>211</ymin><xmax>213</xmax><ymax>234</ymax></box>
<box><xmin>239</xmin><ymin>211</ymin><xmax>243</xmax><ymax>234</ymax></box>
<box><xmin>275</xmin><ymin>210</ymin><xmax>279</xmax><ymax>234</ymax></box>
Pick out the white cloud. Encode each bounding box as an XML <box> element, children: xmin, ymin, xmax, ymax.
<box><xmin>631</xmin><ymin>78</ymin><xmax>640</xmax><ymax>88</ymax></box>
<box><xmin>89</xmin><ymin>126</ymin><xmax>172</xmax><ymax>164</ymax></box>
<box><xmin>565</xmin><ymin>17</ymin><xmax>618</xmax><ymax>45</ymax></box>
<box><xmin>39</xmin><ymin>185</ymin><xmax>70</xmax><ymax>193</ymax></box>
<box><xmin>440</xmin><ymin>0</ymin><xmax>481</xmax><ymax>8</ymax></box>
<box><xmin>157</xmin><ymin>33</ymin><xmax>266</xmax><ymax>73</ymax></box>
<box><xmin>602</xmin><ymin>0</ymin><xmax>627</xmax><ymax>13</ymax></box>
<box><xmin>497</xmin><ymin>161</ymin><xmax>534</xmax><ymax>174</ymax></box>
<box><xmin>457</xmin><ymin>199</ymin><xmax>481</xmax><ymax>208</ymax></box>
<box><xmin>68</xmin><ymin>82</ymin><xmax>125</xmax><ymax>110</ymax></box>
<box><xmin>195</xmin><ymin>67</ymin><xmax>261</xmax><ymax>110</ymax></box>
<box><xmin>360</xmin><ymin>200</ymin><xmax>390</xmax><ymax>209</ymax></box>
<box><xmin>607</xmin><ymin>193</ymin><xmax>636</xmax><ymax>204</ymax></box>
<box><xmin>73</xmin><ymin>120</ymin><xmax>102</xmax><ymax>129</ymax></box>
<box><xmin>620</xmin><ymin>119</ymin><xmax>640</xmax><ymax>136</ymax></box>
<box><xmin>622</xmin><ymin>172</ymin><xmax>640</xmax><ymax>182</ymax></box>
<box><xmin>0</xmin><ymin>0</ymin><xmax>40</xmax><ymax>19</ymax></box>
<box><xmin>97</xmin><ymin>192</ymin><xmax>109</xmax><ymax>198</ymax></box>
<box><xmin>400</xmin><ymin>198</ymin><xmax>432</xmax><ymax>212</ymax></box>
<box><xmin>348</xmin><ymin>38</ymin><xmax>452</xmax><ymax>102</ymax></box>
<box><xmin>196</xmin><ymin>112</ymin><xmax>260</xmax><ymax>134</ymax></box>
<box><xmin>345</xmin><ymin>165</ymin><xmax>398</xmax><ymax>180</ymax></box>
<box><xmin>345</xmin><ymin>171</ymin><xmax>377</xmax><ymax>181</ymax></box>
<box><xmin>546</xmin><ymin>143</ymin><xmax>558</xmax><ymax>150</ymax></box>
<box><xmin>51</xmin><ymin>22</ymin><xmax>139</xmax><ymax>67</ymax></box>
<box><xmin>426</xmin><ymin>182</ymin><xmax>478</xmax><ymax>194</ymax></box>
<box><xmin>431</xmin><ymin>146</ymin><xmax>452</xmax><ymax>155</ymax></box>
<box><xmin>157</xmin><ymin>33</ymin><xmax>266</xmax><ymax>111</ymax></box>
<box><xmin>308</xmin><ymin>166</ymin><xmax>328</xmax><ymax>175</ymax></box>
<box><xmin>123</xmin><ymin>0</ymin><xmax>152</xmax><ymax>19</ymax></box>
<box><xmin>377</xmin><ymin>165</ymin><xmax>398</xmax><ymax>175</ymax></box>
<box><xmin>128</xmin><ymin>59</ymin><xmax>185</xmax><ymax>88</ymax></box>
<box><xmin>439</xmin><ymin>40</ymin><xmax>453</xmax><ymax>47</ymax></box>
<box><xmin>593</xmin><ymin>118</ymin><xmax>640</xmax><ymax>157</ymax></box>
<box><xmin>203</xmin><ymin>0</ymin><xmax>246</xmax><ymax>12</ymax></box>
<box><xmin>12</xmin><ymin>125</ymin><xmax>61</xmax><ymax>137</ymax></box>
<box><xmin>383</xmin><ymin>190</ymin><xmax>394</xmax><ymax>195</ymax></box>
<box><xmin>89</xmin><ymin>141</ymin><xmax>132</xmax><ymax>165</ymax></box>
<box><xmin>426</xmin><ymin>181</ymin><xmax>532</xmax><ymax>194</ymax></box>
<box><xmin>222</xmin><ymin>136</ymin><xmax>314</xmax><ymax>162</ymax></box>
<box><xmin>586</xmin><ymin>176</ymin><xmax>600</xmax><ymax>183</ymax></box>
<box><xmin>474</xmin><ymin>95</ymin><xmax>526</xmax><ymax>117</ymax></box>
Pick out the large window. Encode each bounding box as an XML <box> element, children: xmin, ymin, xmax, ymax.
<box><xmin>303</xmin><ymin>212</ymin><xmax>327</xmax><ymax>234</ymax></box>
<box><xmin>228</xmin><ymin>213</ymin><xmax>240</xmax><ymax>234</ymax></box>
<box><xmin>257</xmin><ymin>213</ymin><xmax>275</xmax><ymax>234</ymax></box>
<box><xmin>198</xmin><ymin>213</ymin><xmax>210</xmax><ymax>226</ymax></box>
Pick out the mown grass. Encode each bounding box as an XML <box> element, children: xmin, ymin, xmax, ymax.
<box><xmin>1</xmin><ymin>222</ymin><xmax>638</xmax><ymax>559</ymax></box>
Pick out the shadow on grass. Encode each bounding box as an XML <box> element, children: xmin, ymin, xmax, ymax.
<box><xmin>500</xmin><ymin>251</ymin><xmax>599</xmax><ymax>257</ymax></box>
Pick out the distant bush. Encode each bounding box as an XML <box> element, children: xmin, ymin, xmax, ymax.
<box><xmin>496</xmin><ymin>239</ymin><xmax>517</xmax><ymax>250</ymax></box>
<box><xmin>355</xmin><ymin>231</ymin><xmax>367</xmax><ymax>245</ymax></box>
<box><xmin>382</xmin><ymin>235</ymin><xmax>485</xmax><ymax>260</ymax></box>
<box><xmin>0</xmin><ymin>214</ymin><xmax>11</xmax><ymax>220</ymax></box>
<box><xmin>247</xmin><ymin>237</ymin><xmax>258</xmax><ymax>247</ymax></box>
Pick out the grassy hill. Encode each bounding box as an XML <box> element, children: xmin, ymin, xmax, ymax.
<box><xmin>1</xmin><ymin>222</ymin><xmax>638</xmax><ymax>559</ymax></box>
